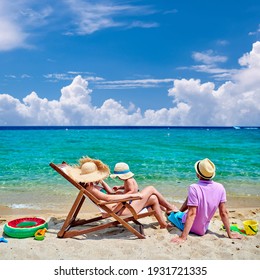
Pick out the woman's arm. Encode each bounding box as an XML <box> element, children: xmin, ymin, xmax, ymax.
<box><xmin>99</xmin><ymin>180</ymin><xmax>115</xmax><ymax>194</ymax></box>
<box><xmin>90</xmin><ymin>185</ymin><xmax>142</xmax><ymax>202</ymax></box>
<box><xmin>112</xmin><ymin>185</ymin><xmax>125</xmax><ymax>193</ymax></box>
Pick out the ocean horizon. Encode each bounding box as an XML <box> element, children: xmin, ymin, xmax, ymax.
<box><xmin>1</xmin><ymin>125</ymin><xmax>259</xmax><ymax>130</ymax></box>
<box><xmin>0</xmin><ymin>126</ymin><xmax>259</xmax><ymax>211</ymax></box>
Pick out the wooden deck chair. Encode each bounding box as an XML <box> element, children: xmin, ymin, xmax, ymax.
<box><xmin>49</xmin><ymin>162</ymin><xmax>156</xmax><ymax>239</ymax></box>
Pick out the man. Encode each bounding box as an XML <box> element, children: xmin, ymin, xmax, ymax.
<box><xmin>168</xmin><ymin>158</ymin><xmax>243</xmax><ymax>243</ymax></box>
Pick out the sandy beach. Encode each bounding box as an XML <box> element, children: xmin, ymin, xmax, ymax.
<box><xmin>0</xmin><ymin>197</ymin><xmax>259</xmax><ymax>261</ymax></box>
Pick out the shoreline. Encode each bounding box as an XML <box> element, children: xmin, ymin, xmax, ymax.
<box><xmin>1</xmin><ymin>194</ymin><xmax>260</xmax><ymax>217</ymax></box>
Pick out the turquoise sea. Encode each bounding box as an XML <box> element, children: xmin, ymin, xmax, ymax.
<box><xmin>0</xmin><ymin>126</ymin><xmax>259</xmax><ymax>211</ymax></box>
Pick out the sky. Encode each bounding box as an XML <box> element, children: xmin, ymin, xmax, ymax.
<box><xmin>0</xmin><ymin>0</ymin><xmax>260</xmax><ymax>126</ymax></box>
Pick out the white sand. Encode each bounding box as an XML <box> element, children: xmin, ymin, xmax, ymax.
<box><xmin>0</xmin><ymin>206</ymin><xmax>259</xmax><ymax>260</ymax></box>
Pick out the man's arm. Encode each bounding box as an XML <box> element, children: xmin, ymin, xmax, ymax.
<box><xmin>171</xmin><ymin>206</ymin><xmax>197</xmax><ymax>243</ymax></box>
<box><xmin>219</xmin><ymin>202</ymin><xmax>243</xmax><ymax>239</ymax></box>
<box><xmin>179</xmin><ymin>197</ymin><xmax>188</xmax><ymax>212</ymax></box>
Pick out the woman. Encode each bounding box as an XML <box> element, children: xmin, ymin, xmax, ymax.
<box><xmin>67</xmin><ymin>156</ymin><xmax>178</xmax><ymax>229</ymax></box>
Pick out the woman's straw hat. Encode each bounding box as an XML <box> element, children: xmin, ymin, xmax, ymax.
<box><xmin>67</xmin><ymin>157</ymin><xmax>110</xmax><ymax>183</ymax></box>
<box><xmin>194</xmin><ymin>158</ymin><xmax>216</xmax><ymax>179</ymax></box>
<box><xmin>110</xmin><ymin>162</ymin><xmax>134</xmax><ymax>180</ymax></box>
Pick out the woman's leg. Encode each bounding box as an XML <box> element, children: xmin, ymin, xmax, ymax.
<box><xmin>148</xmin><ymin>195</ymin><xmax>171</xmax><ymax>228</ymax></box>
<box><xmin>140</xmin><ymin>186</ymin><xmax>178</xmax><ymax>213</ymax></box>
<box><xmin>121</xmin><ymin>194</ymin><xmax>169</xmax><ymax>228</ymax></box>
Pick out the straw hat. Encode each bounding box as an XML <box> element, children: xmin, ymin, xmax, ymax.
<box><xmin>66</xmin><ymin>157</ymin><xmax>110</xmax><ymax>183</ymax></box>
<box><xmin>194</xmin><ymin>158</ymin><xmax>216</xmax><ymax>179</ymax></box>
<box><xmin>110</xmin><ymin>162</ymin><xmax>134</xmax><ymax>180</ymax></box>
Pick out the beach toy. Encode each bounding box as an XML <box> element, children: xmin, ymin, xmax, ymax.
<box><xmin>34</xmin><ymin>228</ymin><xmax>47</xmax><ymax>241</ymax></box>
<box><xmin>0</xmin><ymin>237</ymin><xmax>8</xmax><ymax>243</ymax></box>
<box><xmin>243</xmin><ymin>220</ymin><xmax>258</xmax><ymax>235</ymax></box>
<box><xmin>3</xmin><ymin>217</ymin><xmax>48</xmax><ymax>239</ymax></box>
<box><xmin>220</xmin><ymin>224</ymin><xmax>246</xmax><ymax>235</ymax></box>
<box><xmin>230</xmin><ymin>224</ymin><xmax>246</xmax><ymax>235</ymax></box>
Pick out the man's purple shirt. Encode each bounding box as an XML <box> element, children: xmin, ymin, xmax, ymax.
<box><xmin>182</xmin><ymin>179</ymin><xmax>226</xmax><ymax>235</ymax></box>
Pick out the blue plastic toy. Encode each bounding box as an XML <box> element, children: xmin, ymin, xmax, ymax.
<box><xmin>0</xmin><ymin>237</ymin><xmax>8</xmax><ymax>243</ymax></box>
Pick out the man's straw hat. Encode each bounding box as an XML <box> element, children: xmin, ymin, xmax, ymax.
<box><xmin>110</xmin><ymin>162</ymin><xmax>134</xmax><ymax>180</ymax></box>
<box><xmin>194</xmin><ymin>158</ymin><xmax>215</xmax><ymax>179</ymax></box>
<box><xmin>67</xmin><ymin>157</ymin><xmax>110</xmax><ymax>183</ymax></box>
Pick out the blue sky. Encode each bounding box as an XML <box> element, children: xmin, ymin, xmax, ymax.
<box><xmin>0</xmin><ymin>0</ymin><xmax>260</xmax><ymax>126</ymax></box>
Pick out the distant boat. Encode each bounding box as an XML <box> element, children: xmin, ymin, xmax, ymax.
<box><xmin>233</xmin><ymin>126</ymin><xmax>241</xmax><ymax>129</ymax></box>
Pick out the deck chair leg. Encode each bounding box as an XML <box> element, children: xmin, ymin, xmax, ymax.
<box><xmin>133</xmin><ymin>220</ymin><xmax>145</xmax><ymax>236</ymax></box>
<box><xmin>108</xmin><ymin>211</ymin><xmax>146</xmax><ymax>239</ymax></box>
<box><xmin>57</xmin><ymin>190</ymin><xmax>85</xmax><ymax>238</ymax></box>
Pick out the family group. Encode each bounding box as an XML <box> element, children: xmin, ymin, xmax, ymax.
<box><xmin>66</xmin><ymin>157</ymin><xmax>243</xmax><ymax>243</ymax></box>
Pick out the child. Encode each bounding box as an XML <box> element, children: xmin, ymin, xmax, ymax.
<box><xmin>109</xmin><ymin>162</ymin><xmax>139</xmax><ymax>194</ymax></box>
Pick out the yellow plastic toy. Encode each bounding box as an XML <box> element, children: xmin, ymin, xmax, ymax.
<box><xmin>243</xmin><ymin>220</ymin><xmax>258</xmax><ymax>235</ymax></box>
<box><xmin>34</xmin><ymin>228</ymin><xmax>47</xmax><ymax>240</ymax></box>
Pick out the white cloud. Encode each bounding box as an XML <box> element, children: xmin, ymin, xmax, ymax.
<box><xmin>248</xmin><ymin>24</ymin><xmax>260</xmax><ymax>36</ymax></box>
<box><xmin>216</xmin><ymin>40</ymin><xmax>229</xmax><ymax>46</ymax></box>
<box><xmin>0</xmin><ymin>0</ymin><xmax>158</xmax><ymax>51</ymax></box>
<box><xmin>43</xmin><ymin>74</ymin><xmax>174</xmax><ymax>89</ymax></box>
<box><xmin>19</xmin><ymin>6</ymin><xmax>53</xmax><ymax>26</ymax></box>
<box><xmin>94</xmin><ymin>99</ymin><xmax>142</xmax><ymax>125</ymax></box>
<box><xmin>96</xmin><ymin>78</ymin><xmax>174</xmax><ymax>89</ymax></box>
<box><xmin>0</xmin><ymin>75</ymin><xmax>142</xmax><ymax>126</ymax></box>
<box><xmin>1</xmin><ymin>42</ymin><xmax>260</xmax><ymax>126</ymax></box>
<box><xmin>128</xmin><ymin>21</ymin><xmax>159</xmax><ymax>29</ymax></box>
<box><xmin>0</xmin><ymin>18</ymin><xmax>29</xmax><ymax>51</ymax></box>
<box><xmin>166</xmin><ymin>42</ymin><xmax>260</xmax><ymax>126</ymax></box>
<box><xmin>0</xmin><ymin>0</ymin><xmax>52</xmax><ymax>51</ymax></box>
<box><xmin>184</xmin><ymin>49</ymin><xmax>240</xmax><ymax>81</ymax></box>
<box><xmin>64</xmin><ymin>0</ymin><xmax>157</xmax><ymax>35</ymax></box>
<box><xmin>44</xmin><ymin>73</ymin><xmax>104</xmax><ymax>83</ymax></box>
<box><xmin>177</xmin><ymin>49</ymin><xmax>234</xmax><ymax>81</ymax></box>
<box><xmin>192</xmin><ymin>50</ymin><xmax>227</xmax><ymax>65</ymax></box>
<box><xmin>238</xmin><ymin>42</ymin><xmax>260</xmax><ymax>68</ymax></box>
